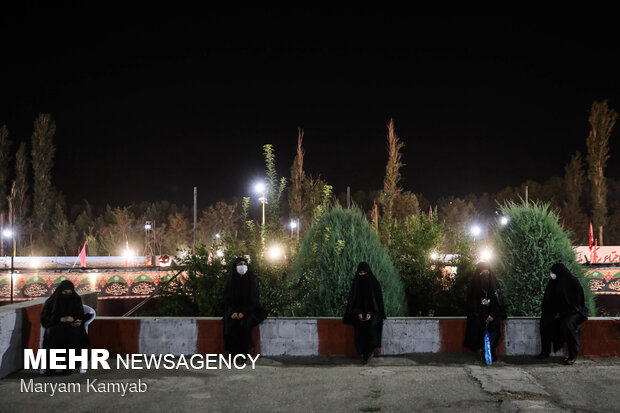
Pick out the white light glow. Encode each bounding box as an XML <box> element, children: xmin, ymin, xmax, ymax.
<box><xmin>29</xmin><ymin>259</ymin><xmax>40</xmax><ymax>268</ymax></box>
<box><xmin>267</xmin><ymin>245</ymin><xmax>283</xmax><ymax>261</ymax></box>
<box><xmin>471</xmin><ymin>225</ymin><xmax>482</xmax><ymax>237</ymax></box>
<box><xmin>123</xmin><ymin>250</ymin><xmax>134</xmax><ymax>259</ymax></box>
<box><xmin>500</xmin><ymin>216</ymin><xmax>509</xmax><ymax>226</ymax></box>
<box><xmin>2</xmin><ymin>229</ymin><xmax>12</xmax><ymax>238</ymax></box>
<box><xmin>254</xmin><ymin>183</ymin><xmax>266</xmax><ymax>194</ymax></box>
<box><xmin>215</xmin><ymin>233</ymin><xmax>221</xmax><ymax>239</ymax></box>
<box><xmin>480</xmin><ymin>249</ymin><xmax>492</xmax><ymax>262</ymax></box>
<box><xmin>430</xmin><ymin>252</ymin><xmax>439</xmax><ymax>260</ymax></box>
<box><xmin>290</xmin><ymin>221</ymin><xmax>297</xmax><ymax>229</ymax></box>
<box><xmin>216</xmin><ymin>250</ymin><xmax>224</xmax><ymax>258</ymax></box>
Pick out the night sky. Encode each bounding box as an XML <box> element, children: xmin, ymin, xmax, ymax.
<box><xmin>1</xmin><ymin>10</ymin><xmax>619</xmax><ymax>209</ymax></box>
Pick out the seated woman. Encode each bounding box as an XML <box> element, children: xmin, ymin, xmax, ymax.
<box><xmin>464</xmin><ymin>262</ymin><xmax>506</xmax><ymax>362</ymax></box>
<box><xmin>343</xmin><ymin>262</ymin><xmax>386</xmax><ymax>364</ymax></box>
<box><xmin>539</xmin><ymin>263</ymin><xmax>588</xmax><ymax>365</ymax></box>
<box><xmin>40</xmin><ymin>280</ymin><xmax>90</xmax><ymax>375</ymax></box>
<box><xmin>222</xmin><ymin>257</ymin><xmax>266</xmax><ymax>356</ymax></box>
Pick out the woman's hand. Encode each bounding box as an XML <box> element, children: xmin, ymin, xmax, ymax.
<box><xmin>231</xmin><ymin>313</ymin><xmax>239</xmax><ymax>319</ymax></box>
<box><xmin>72</xmin><ymin>319</ymin><xmax>82</xmax><ymax>327</ymax></box>
<box><xmin>237</xmin><ymin>313</ymin><xmax>244</xmax><ymax>319</ymax></box>
<box><xmin>365</xmin><ymin>313</ymin><xmax>371</xmax><ymax>321</ymax></box>
<box><xmin>358</xmin><ymin>313</ymin><xmax>363</xmax><ymax>321</ymax></box>
<box><xmin>486</xmin><ymin>315</ymin><xmax>494</xmax><ymax>323</ymax></box>
<box><xmin>60</xmin><ymin>316</ymin><xmax>75</xmax><ymax>323</ymax></box>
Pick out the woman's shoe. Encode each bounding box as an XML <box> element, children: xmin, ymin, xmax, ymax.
<box><xmin>564</xmin><ymin>357</ymin><xmax>576</xmax><ymax>365</ymax></box>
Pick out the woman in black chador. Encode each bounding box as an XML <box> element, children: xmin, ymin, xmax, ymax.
<box><xmin>464</xmin><ymin>262</ymin><xmax>506</xmax><ymax>361</ymax></box>
<box><xmin>40</xmin><ymin>280</ymin><xmax>90</xmax><ymax>375</ymax></box>
<box><xmin>539</xmin><ymin>263</ymin><xmax>588</xmax><ymax>365</ymax></box>
<box><xmin>222</xmin><ymin>257</ymin><xmax>266</xmax><ymax>355</ymax></box>
<box><xmin>343</xmin><ymin>262</ymin><xmax>386</xmax><ymax>364</ymax></box>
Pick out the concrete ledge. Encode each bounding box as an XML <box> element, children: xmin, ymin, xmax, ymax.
<box><xmin>0</xmin><ymin>291</ymin><xmax>98</xmax><ymax>378</ymax></box>
<box><xmin>3</xmin><ymin>312</ymin><xmax>619</xmax><ymax>379</ymax></box>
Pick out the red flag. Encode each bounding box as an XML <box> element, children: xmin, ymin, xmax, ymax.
<box><xmin>79</xmin><ymin>240</ymin><xmax>87</xmax><ymax>268</ymax></box>
<box><xmin>593</xmin><ymin>238</ymin><xmax>598</xmax><ymax>263</ymax></box>
<box><xmin>429</xmin><ymin>205</ymin><xmax>433</xmax><ymax>221</ymax></box>
<box><xmin>589</xmin><ymin>222</ymin><xmax>594</xmax><ymax>251</ymax></box>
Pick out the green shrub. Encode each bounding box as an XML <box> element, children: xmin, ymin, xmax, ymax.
<box><xmin>152</xmin><ymin>240</ymin><xmax>296</xmax><ymax>317</ymax></box>
<box><xmin>494</xmin><ymin>201</ymin><xmax>596</xmax><ymax>316</ymax></box>
<box><xmin>390</xmin><ymin>215</ymin><xmax>475</xmax><ymax>316</ymax></box>
<box><xmin>153</xmin><ymin>244</ymin><xmax>229</xmax><ymax>316</ymax></box>
<box><xmin>291</xmin><ymin>205</ymin><xmax>407</xmax><ymax>317</ymax></box>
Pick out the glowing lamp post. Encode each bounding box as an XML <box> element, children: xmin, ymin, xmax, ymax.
<box><xmin>480</xmin><ymin>248</ymin><xmax>492</xmax><ymax>262</ymax></box>
<box><xmin>254</xmin><ymin>182</ymin><xmax>267</xmax><ymax>243</ymax></box>
<box><xmin>3</xmin><ymin>229</ymin><xmax>15</xmax><ymax>304</ymax></box>
<box><xmin>290</xmin><ymin>220</ymin><xmax>297</xmax><ymax>238</ymax></box>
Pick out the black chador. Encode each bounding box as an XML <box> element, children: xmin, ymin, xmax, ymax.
<box><xmin>464</xmin><ymin>262</ymin><xmax>506</xmax><ymax>360</ymax></box>
<box><xmin>222</xmin><ymin>257</ymin><xmax>266</xmax><ymax>355</ymax></box>
<box><xmin>539</xmin><ymin>263</ymin><xmax>588</xmax><ymax>364</ymax></box>
<box><xmin>343</xmin><ymin>262</ymin><xmax>386</xmax><ymax>363</ymax></box>
<box><xmin>40</xmin><ymin>280</ymin><xmax>90</xmax><ymax>375</ymax></box>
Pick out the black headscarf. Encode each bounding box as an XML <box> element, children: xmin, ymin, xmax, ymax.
<box><xmin>542</xmin><ymin>263</ymin><xmax>588</xmax><ymax>320</ymax></box>
<box><xmin>466</xmin><ymin>262</ymin><xmax>506</xmax><ymax>320</ymax></box>
<box><xmin>343</xmin><ymin>262</ymin><xmax>386</xmax><ymax>323</ymax></box>
<box><xmin>41</xmin><ymin>280</ymin><xmax>85</xmax><ymax>329</ymax></box>
<box><xmin>222</xmin><ymin>257</ymin><xmax>260</xmax><ymax>318</ymax></box>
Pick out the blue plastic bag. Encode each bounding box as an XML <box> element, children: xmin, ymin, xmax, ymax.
<box><xmin>484</xmin><ymin>325</ymin><xmax>493</xmax><ymax>365</ymax></box>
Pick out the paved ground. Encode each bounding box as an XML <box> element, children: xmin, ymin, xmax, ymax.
<box><xmin>1</xmin><ymin>354</ymin><xmax>619</xmax><ymax>412</ymax></box>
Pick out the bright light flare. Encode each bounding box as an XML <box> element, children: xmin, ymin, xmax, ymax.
<box><xmin>2</xmin><ymin>229</ymin><xmax>12</xmax><ymax>238</ymax></box>
<box><xmin>216</xmin><ymin>250</ymin><xmax>224</xmax><ymax>258</ymax></box>
<box><xmin>254</xmin><ymin>183</ymin><xmax>266</xmax><ymax>194</ymax></box>
<box><xmin>267</xmin><ymin>245</ymin><xmax>284</xmax><ymax>261</ymax></box>
<box><xmin>500</xmin><ymin>216</ymin><xmax>509</xmax><ymax>226</ymax></box>
<box><xmin>430</xmin><ymin>252</ymin><xmax>439</xmax><ymax>260</ymax></box>
<box><xmin>29</xmin><ymin>259</ymin><xmax>40</xmax><ymax>268</ymax></box>
<box><xmin>123</xmin><ymin>250</ymin><xmax>134</xmax><ymax>259</ymax></box>
<box><xmin>290</xmin><ymin>220</ymin><xmax>297</xmax><ymax>229</ymax></box>
<box><xmin>470</xmin><ymin>225</ymin><xmax>482</xmax><ymax>237</ymax></box>
<box><xmin>480</xmin><ymin>248</ymin><xmax>493</xmax><ymax>262</ymax></box>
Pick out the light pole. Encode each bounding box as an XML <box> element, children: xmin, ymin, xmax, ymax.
<box><xmin>470</xmin><ymin>224</ymin><xmax>482</xmax><ymax>242</ymax></box>
<box><xmin>3</xmin><ymin>229</ymin><xmax>15</xmax><ymax>304</ymax></box>
<box><xmin>255</xmin><ymin>183</ymin><xmax>267</xmax><ymax>243</ymax></box>
<box><xmin>290</xmin><ymin>220</ymin><xmax>297</xmax><ymax>238</ymax></box>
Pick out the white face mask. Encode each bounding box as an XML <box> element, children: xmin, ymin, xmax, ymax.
<box><xmin>237</xmin><ymin>265</ymin><xmax>248</xmax><ymax>276</ymax></box>
<box><xmin>550</xmin><ymin>272</ymin><xmax>557</xmax><ymax>280</ymax></box>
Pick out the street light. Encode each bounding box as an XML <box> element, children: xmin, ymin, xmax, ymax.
<box><xmin>267</xmin><ymin>244</ymin><xmax>283</xmax><ymax>261</ymax></box>
<box><xmin>3</xmin><ymin>228</ymin><xmax>15</xmax><ymax>304</ymax></box>
<box><xmin>254</xmin><ymin>182</ymin><xmax>267</xmax><ymax>242</ymax></box>
<box><xmin>480</xmin><ymin>248</ymin><xmax>493</xmax><ymax>262</ymax></box>
<box><xmin>290</xmin><ymin>220</ymin><xmax>297</xmax><ymax>238</ymax></box>
<box><xmin>470</xmin><ymin>225</ymin><xmax>482</xmax><ymax>237</ymax></box>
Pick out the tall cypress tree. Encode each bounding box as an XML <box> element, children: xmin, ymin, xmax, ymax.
<box><xmin>289</xmin><ymin>128</ymin><xmax>305</xmax><ymax>224</ymax></box>
<box><xmin>586</xmin><ymin>100</ymin><xmax>617</xmax><ymax>245</ymax></box>
<box><xmin>0</xmin><ymin>125</ymin><xmax>12</xmax><ymax>213</ymax></box>
<box><xmin>380</xmin><ymin>118</ymin><xmax>404</xmax><ymax>243</ymax></box>
<box><xmin>31</xmin><ymin>114</ymin><xmax>56</xmax><ymax>232</ymax></box>
<box><xmin>291</xmin><ymin>205</ymin><xmax>407</xmax><ymax>316</ymax></box>
<box><xmin>12</xmin><ymin>142</ymin><xmax>29</xmax><ymax>228</ymax></box>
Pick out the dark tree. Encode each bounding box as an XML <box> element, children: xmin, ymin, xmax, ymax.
<box><xmin>586</xmin><ymin>100</ymin><xmax>618</xmax><ymax>245</ymax></box>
